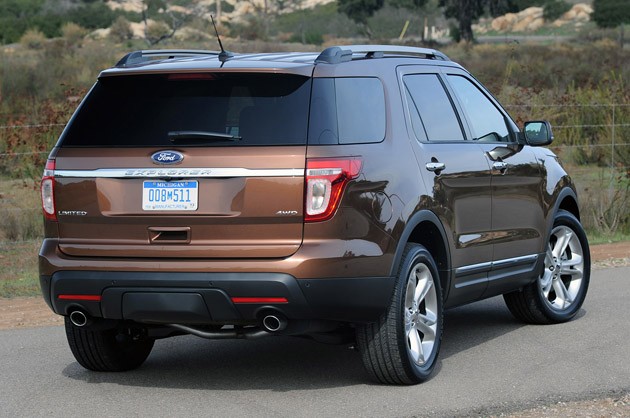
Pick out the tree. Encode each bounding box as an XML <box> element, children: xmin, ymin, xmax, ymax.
<box><xmin>338</xmin><ymin>0</ymin><xmax>385</xmax><ymax>37</ymax></box>
<box><xmin>139</xmin><ymin>0</ymin><xmax>208</xmax><ymax>45</ymax></box>
<box><xmin>439</xmin><ymin>0</ymin><xmax>525</xmax><ymax>42</ymax></box>
<box><xmin>592</xmin><ymin>0</ymin><xmax>630</xmax><ymax>47</ymax></box>
<box><xmin>592</xmin><ymin>0</ymin><xmax>630</xmax><ymax>28</ymax></box>
<box><xmin>440</xmin><ymin>0</ymin><xmax>483</xmax><ymax>42</ymax></box>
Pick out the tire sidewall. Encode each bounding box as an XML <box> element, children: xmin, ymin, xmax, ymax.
<box><xmin>536</xmin><ymin>210</ymin><xmax>591</xmax><ymax>322</ymax></box>
<box><xmin>396</xmin><ymin>245</ymin><xmax>444</xmax><ymax>381</ymax></box>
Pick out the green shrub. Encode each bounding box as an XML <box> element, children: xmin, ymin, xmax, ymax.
<box><xmin>61</xmin><ymin>22</ymin><xmax>87</xmax><ymax>47</ymax></box>
<box><xmin>20</xmin><ymin>28</ymin><xmax>47</xmax><ymax>50</ymax></box>
<box><xmin>109</xmin><ymin>16</ymin><xmax>134</xmax><ymax>43</ymax></box>
<box><xmin>0</xmin><ymin>208</ymin><xmax>42</xmax><ymax>242</ymax></box>
<box><xmin>543</xmin><ymin>0</ymin><xmax>572</xmax><ymax>21</ymax></box>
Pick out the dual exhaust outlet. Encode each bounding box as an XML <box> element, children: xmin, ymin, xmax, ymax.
<box><xmin>69</xmin><ymin>309</ymin><xmax>288</xmax><ymax>334</ymax></box>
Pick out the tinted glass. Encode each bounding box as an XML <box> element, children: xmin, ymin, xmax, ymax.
<box><xmin>403</xmin><ymin>74</ymin><xmax>464</xmax><ymax>141</ymax></box>
<box><xmin>308</xmin><ymin>77</ymin><xmax>386</xmax><ymax>145</ymax></box>
<box><xmin>61</xmin><ymin>73</ymin><xmax>312</xmax><ymax>147</ymax></box>
<box><xmin>404</xmin><ymin>89</ymin><xmax>428</xmax><ymax>142</ymax></box>
<box><xmin>336</xmin><ymin>78</ymin><xmax>385</xmax><ymax>144</ymax></box>
<box><xmin>308</xmin><ymin>78</ymin><xmax>339</xmax><ymax>145</ymax></box>
<box><xmin>448</xmin><ymin>75</ymin><xmax>510</xmax><ymax>142</ymax></box>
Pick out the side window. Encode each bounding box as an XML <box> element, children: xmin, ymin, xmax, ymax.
<box><xmin>336</xmin><ymin>78</ymin><xmax>385</xmax><ymax>144</ymax></box>
<box><xmin>403</xmin><ymin>74</ymin><xmax>464</xmax><ymax>141</ymax></box>
<box><xmin>447</xmin><ymin>75</ymin><xmax>510</xmax><ymax>142</ymax></box>
<box><xmin>309</xmin><ymin>78</ymin><xmax>386</xmax><ymax>144</ymax></box>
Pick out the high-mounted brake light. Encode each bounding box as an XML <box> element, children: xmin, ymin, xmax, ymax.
<box><xmin>167</xmin><ymin>73</ymin><xmax>216</xmax><ymax>81</ymax></box>
<box><xmin>41</xmin><ymin>159</ymin><xmax>57</xmax><ymax>222</ymax></box>
<box><xmin>305</xmin><ymin>158</ymin><xmax>362</xmax><ymax>222</ymax></box>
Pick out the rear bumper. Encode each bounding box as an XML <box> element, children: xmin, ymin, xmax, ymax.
<box><xmin>40</xmin><ymin>271</ymin><xmax>394</xmax><ymax>324</ymax></box>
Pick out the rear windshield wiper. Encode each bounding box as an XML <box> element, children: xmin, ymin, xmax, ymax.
<box><xmin>168</xmin><ymin>131</ymin><xmax>241</xmax><ymax>142</ymax></box>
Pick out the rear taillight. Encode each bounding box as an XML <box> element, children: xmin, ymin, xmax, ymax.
<box><xmin>41</xmin><ymin>159</ymin><xmax>57</xmax><ymax>221</ymax></box>
<box><xmin>305</xmin><ymin>158</ymin><xmax>362</xmax><ymax>222</ymax></box>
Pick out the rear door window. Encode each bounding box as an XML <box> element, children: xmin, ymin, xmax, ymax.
<box><xmin>403</xmin><ymin>74</ymin><xmax>465</xmax><ymax>142</ymax></box>
<box><xmin>60</xmin><ymin>73</ymin><xmax>312</xmax><ymax>147</ymax></box>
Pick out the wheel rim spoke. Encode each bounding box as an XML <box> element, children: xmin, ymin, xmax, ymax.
<box><xmin>407</xmin><ymin>327</ymin><xmax>424</xmax><ymax>364</ymax></box>
<box><xmin>414</xmin><ymin>275</ymin><xmax>432</xmax><ymax>306</ymax></box>
<box><xmin>561</xmin><ymin>253</ymin><xmax>582</xmax><ymax>269</ymax></box>
<box><xmin>552</xmin><ymin>277</ymin><xmax>573</xmax><ymax>309</ymax></box>
<box><xmin>417</xmin><ymin>313</ymin><xmax>436</xmax><ymax>338</ymax></box>
<box><xmin>552</xmin><ymin>229</ymin><xmax>572</xmax><ymax>259</ymax></box>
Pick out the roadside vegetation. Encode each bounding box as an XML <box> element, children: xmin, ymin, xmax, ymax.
<box><xmin>0</xmin><ymin>0</ymin><xmax>628</xmax><ymax>297</ymax></box>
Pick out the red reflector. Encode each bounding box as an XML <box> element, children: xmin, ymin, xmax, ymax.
<box><xmin>58</xmin><ymin>294</ymin><xmax>102</xmax><ymax>302</ymax></box>
<box><xmin>167</xmin><ymin>73</ymin><xmax>216</xmax><ymax>81</ymax></box>
<box><xmin>231</xmin><ymin>297</ymin><xmax>288</xmax><ymax>304</ymax></box>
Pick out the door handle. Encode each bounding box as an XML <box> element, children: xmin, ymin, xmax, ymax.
<box><xmin>492</xmin><ymin>161</ymin><xmax>508</xmax><ymax>173</ymax></box>
<box><xmin>426</xmin><ymin>162</ymin><xmax>446</xmax><ymax>173</ymax></box>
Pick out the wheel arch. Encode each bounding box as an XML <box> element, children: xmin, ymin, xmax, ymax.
<box><xmin>546</xmin><ymin>187</ymin><xmax>580</xmax><ymax>236</ymax></box>
<box><xmin>390</xmin><ymin>210</ymin><xmax>451</xmax><ymax>298</ymax></box>
<box><xmin>558</xmin><ymin>193</ymin><xmax>580</xmax><ymax>220</ymax></box>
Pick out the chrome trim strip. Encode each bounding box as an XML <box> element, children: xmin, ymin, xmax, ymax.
<box><xmin>456</xmin><ymin>254</ymin><xmax>539</xmax><ymax>277</ymax></box>
<box><xmin>455</xmin><ymin>261</ymin><xmax>492</xmax><ymax>276</ymax></box>
<box><xmin>492</xmin><ymin>254</ymin><xmax>539</xmax><ymax>269</ymax></box>
<box><xmin>54</xmin><ymin>168</ymin><xmax>305</xmax><ymax>179</ymax></box>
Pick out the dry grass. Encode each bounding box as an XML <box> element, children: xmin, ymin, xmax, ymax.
<box><xmin>0</xmin><ymin>240</ymin><xmax>40</xmax><ymax>298</ymax></box>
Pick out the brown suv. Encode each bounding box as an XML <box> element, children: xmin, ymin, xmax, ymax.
<box><xmin>39</xmin><ymin>45</ymin><xmax>590</xmax><ymax>384</ymax></box>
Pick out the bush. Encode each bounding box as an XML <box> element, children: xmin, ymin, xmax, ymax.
<box><xmin>543</xmin><ymin>0</ymin><xmax>572</xmax><ymax>21</ymax></box>
<box><xmin>0</xmin><ymin>208</ymin><xmax>42</xmax><ymax>242</ymax></box>
<box><xmin>61</xmin><ymin>22</ymin><xmax>87</xmax><ymax>47</ymax></box>
<box><xmin>145</xmin><ymin>21</ymin><xmax>172</xmax><ymax>44</ymax></box>
<box><xmin>273</xmin><ymin>3</ymin><xmax>359</xmax><ymax>40</ymax></box>
<box><xmin>20</xmin><ymin>28</ymin><xmax>46</xmax><ymax>50</ymax></box>
<box><xmin>593</xmin><ymin>0</ymin><xmax>630</xmax><ymax>28</ymax></box>
<box><xmin>109</xmin><ymin>16</ymin><xmax>134</xmax><ymax>43</ymax></box>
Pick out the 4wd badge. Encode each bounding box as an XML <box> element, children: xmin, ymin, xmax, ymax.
<box><xmin>151</xmin><ymin>151</ymin><xmax>184</xmax><ymax>165</ymax></box>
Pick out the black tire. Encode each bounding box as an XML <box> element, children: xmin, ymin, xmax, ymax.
<box><xmin>356</xmin><ymin>243</ymin><xmax>443</xmax><ymax>384</ymax></box>
<box><xmin>65</xmin><ymin>318</ymin><xmax>154</xmax><ymax>372</ymax></box>
<box><xmin>504</xmin><ymin>210</ymin><xmax>591</xmax><ymax>324</ymax></box>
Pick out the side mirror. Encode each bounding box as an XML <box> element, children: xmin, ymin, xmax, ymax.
<box><xmin>523</xmin><ymin>121</ymin><xmax>553</xmax><ymax>146</ymax></box>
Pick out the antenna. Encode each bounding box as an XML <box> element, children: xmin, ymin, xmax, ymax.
<box><xmin>211</xmin><ymin>15</ymin><xmax>232</xmax><ymax>62</ymax></box>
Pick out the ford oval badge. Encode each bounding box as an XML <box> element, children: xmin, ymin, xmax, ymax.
<box><xmin>151</xmin><ymin>150</ymin><xmax>184</xmax><ymax>165</ymax></box>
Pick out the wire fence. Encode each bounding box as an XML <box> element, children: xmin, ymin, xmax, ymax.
<box><xmin>1</xmin><ymin>103</ymin><xmax>628</xmax><ymax>241</ymax></box>
<box><xmin>503</xmin><ymin>103</ymin><xmax>629</xmax><ymax>175</ymax></box>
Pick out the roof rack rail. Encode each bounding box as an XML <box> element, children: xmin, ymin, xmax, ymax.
<box><xmin>315</xmin><ymin>45</ymin><xmax>450</xmax><ymax>64</ymax></box>
<box><xmin>115</xmin><ymin>49</ymin><xmax>220</xmax><ymax>68</ymax></box>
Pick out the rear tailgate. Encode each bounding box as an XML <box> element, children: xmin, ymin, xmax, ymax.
<box><xmin>53</xmin><ymin>147</ymin><xmax>305</xmax><ymax>258</ymax></box>
<box><xmin>51</xmin><ymin>71</ymin><xmax>311</xmax><ymax>259</ymax></box>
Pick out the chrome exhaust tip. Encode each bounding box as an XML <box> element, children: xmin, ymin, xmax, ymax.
<box><xmin>261</xmin><ymin>314</ymin><xmax>287</xmax><ymax>333</ymax></box>
<box><xmin>69</xmin><ymin>310</ymin><xmax>88</xmax><ymax>327</ymax></box>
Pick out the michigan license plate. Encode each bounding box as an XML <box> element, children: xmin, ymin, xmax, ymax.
<box><xmin>142</xmin><ymin>181</ymin><xmax>198</xmax><ymax>211</ymax></box>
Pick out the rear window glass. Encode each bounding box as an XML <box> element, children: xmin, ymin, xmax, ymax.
<box><xmin>61</xmin><ymin>73</ymin><xmax>312</xmax><ymax>147</ymax></box>
<box><xmin>308</xmin><ymin>77</ymin><xmax>385</xmax><ymax>145</ymax></box>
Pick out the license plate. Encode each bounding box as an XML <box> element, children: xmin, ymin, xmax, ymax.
<box><xmin>142</xmin><ymin>181</ymin><xmax>198</xmax><ymax>211</ymax></box>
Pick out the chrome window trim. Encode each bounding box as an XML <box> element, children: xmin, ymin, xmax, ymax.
<box><xmin>53</xmin><ymin>168</ymin><xmax>305</xmax><ymax>179</ymax></box>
